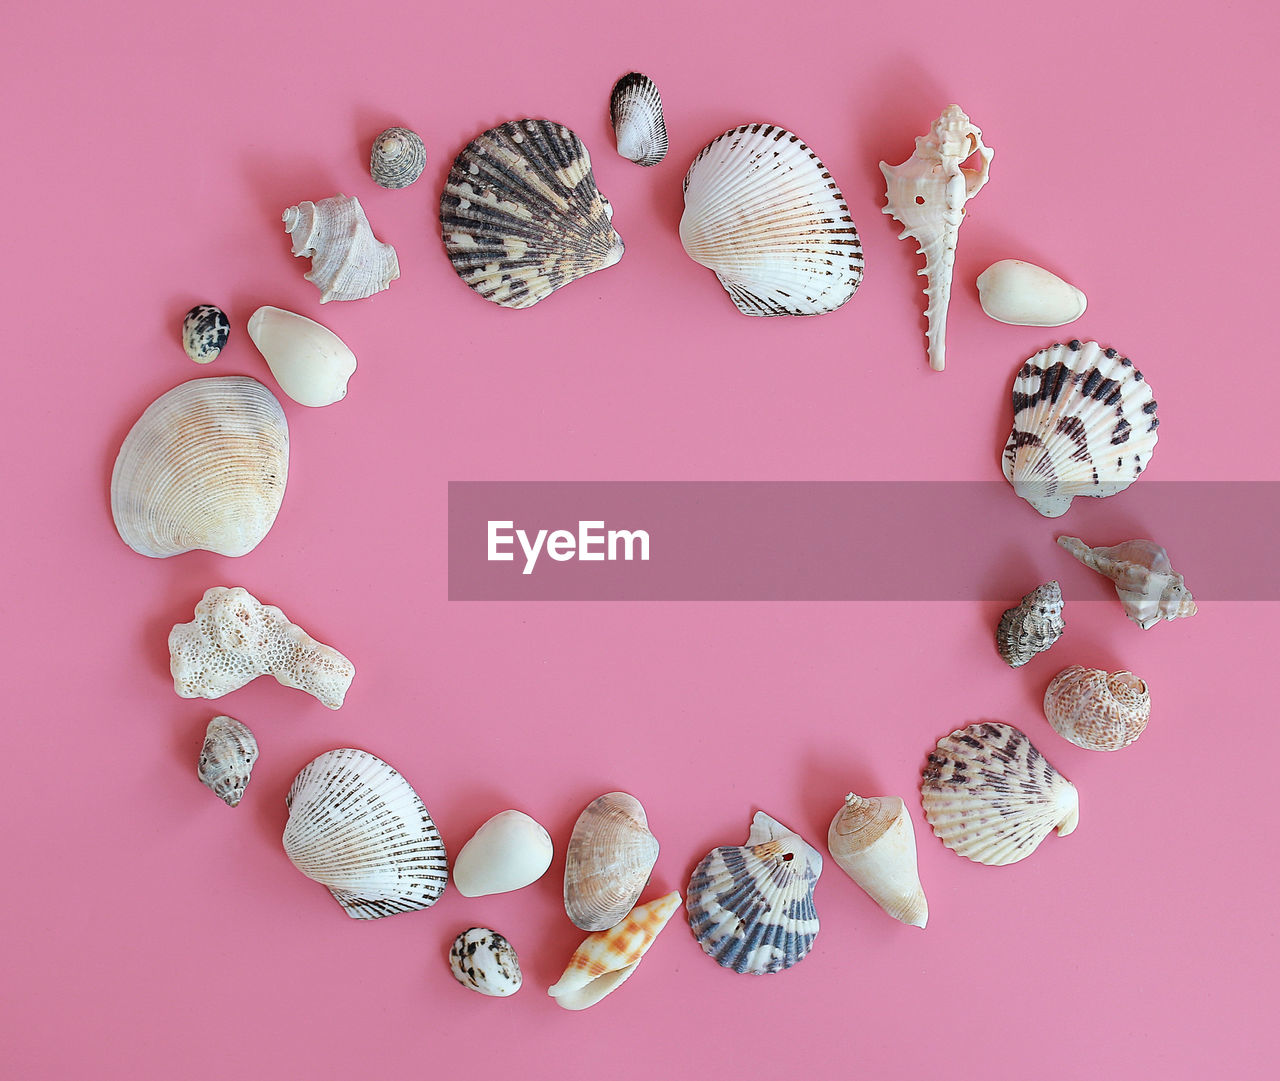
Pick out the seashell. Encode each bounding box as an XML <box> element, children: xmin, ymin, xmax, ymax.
<box><xmin>283</xmin><ymin>748</ymin><xmax>447</xmax><ymax>919</ymax></box>
<box><xmin>827</xmin><ymin>792</ymin><xmax>928</xmax><ymax>929</ymax></box>
<box><xmin>880</xmin><ymin>105</ymin><xmax>993</xmax><ymax>370</ymax></box>
<box><xmin>977</xmin><ymin>260</ymin><xmax>1087</xmax><ymax>327</ymax></box>
<box><xmin>452</xmin><ymin>809</ymin><xmax>553</xmax><ymax>898</ymax></box>
<box><xmin>181</xmin><ymin>304</ymin><xmax>230</xmax><ymax>363</ymax></box>
<box><xmin>246</xmin><ymin>305</ymin><xmax>357</xmax><ymax>408</ymax></box>
<box><xmin>921</xmin><ymin>722</ymin><xmax>1078</xmax><ymax>866</ymax></box>
<box><xmin>995</xmin><ymin>581</ymin><xmax>1066</xmax><ymax>667</ymax></box>
<box><xmin>564</xmin><ymin>792</ymin><xmax>659</xmax><ymax>931</ymax></box>
<box><xmin>1044</xmin><ymin>665</ymin><xmax>1151</xmax><ymax>751</ymax></box>
<box><xmin>679</xmin><ymin>123</ymin><xmax>863</xmax><ymax>317</ymax></box>
<box><xmin>197</xmin><ymin>715</ymin><xmax>258</xmax><ymax>807</ymax></box>
<box><xmin>169</xmin><ymin>586</ymin><xmax>355</xmax><ymax>709</ymax></box>
<box><xmin>1058</xmin><ymin>536</ymin><xmax>1196</xmax><ymax>629</ymax></box>
<box><xmin>686</xmin><ymin>811</ymin><xmax>822</xmax><ymax>975</ymax></box>
<box><xmin>440</xmin><ymin>119</ymin><xmax>625</xmax><ymax>308</ymax></box>
<box><xmin>449</xmin><ymin>927</ymin><xmax>522</xmax><ymax>997</ymax></box>
<box><xmin>1002</xmin><ymin>339</ymin><xmax>1159</xmax><ymax>518</ymax></box>
<box><xmin>369</xmin><ymin>126</ymin><xmax>426</xmax><ymax>189</ymax></box>
<box><xmin>609</xmin><ymin>72</ymin><xmax>667</xmax><ymax>167</ymax></box>
<box><xmin>111</xmin><ymin>376</ymin><xmax>288</xmax><ymax>558</ymax></box>
<box><xmin>281</xmin><ymin>194</ymin><xmax>399</xmax><ymax>303</ymax></box>
<box><xmin>548</xmin><ymin>891</ymin><xmax>681</xmax><ymax>1010</ymax></box>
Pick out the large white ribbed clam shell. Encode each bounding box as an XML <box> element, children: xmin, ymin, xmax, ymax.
<box><xmin>246</xmin><ymin>305</ymin><xmax>357</xmax><ymax>408</ymax></box>
<box><xmin>1003</xmin><ymin>340</ymin><xmax>1160</xmax><ymax>517</ymax></box>
<box><xmin>282</xmin><ymin>194</ymin><xmax>399</xmax><ymax>303</ymax></box>
<box><xmin>1058</xmin><ymin>536</ymin><xmax>1196</xmax><ymax>629</ymax></box>
<box><xmin>921</xmin><ymin>722</ymin><xmax>1079</xmax><ymax>866</ymax></box>
<box><xmin>111</xmin><ymin>377</ymin><xmax>289</xmax><ymax>558</ymax></box>
<box><xmin>827</xmin><ymin>793</ymin><xmax>927</xmax><ymax>929</ymax></box>
<box><xmin>197</xmin><ymin>715</ymin><xmax>258</xmax><ymax>807</ymax></box>
<box><xmin>680</xmin><ymin>123</ymin><xmax>863</xmax><ymax>316</ymax></box>
<box><xmin>452</xmin><ymin>809</ymin><xmax>553</xmax><ymax>898</ymax></box>
<box><xmin>881</xmin><ymin>105</ymin><xmax>993</xmax><ymax>370</ymax></box>
<box><xmin>440</xmin><ymin>119</ymin><xmax>625</xmax><ymax>308</ymax></box>
<box><xmin>564</xmin><ymin>792</ymin><xmax>659</xmax><ymax>931</ymax></box>
<box><xmin>610</xmin><ymin>72</ymin><xmax>667</xmax><ymax>167</ymax></box>
<box><xmin>995</xmin><ymin>581</ymin><xmax>1065</xmax><ymax>667</ymax></box>
<box><xmin>686</xmin><ymin>811</ymin><xmax>822</xmax><ymax>975</ymax></box>
<box><xmin>1044</xmin><ymin>665</ymin><xmax>1151</xmax><ymax>751</ymax></box>
<box><xmin>282</xmin><ymin>748</ymin><xmax>447</xmax><ymax>919</ymax></box>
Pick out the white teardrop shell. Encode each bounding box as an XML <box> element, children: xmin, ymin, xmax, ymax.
<box><xmin>247</xmin><ymin>305</ymin><xmax>356</xmax><ymax>408</ymax></box>
<box><xmin>977</xmin><ymin>260</ymin><xmax>1086</xmax><ymax>326</ymax></box>
<box><xmin>452</xmin><ymin>810</ymin><xmax>553</xmax><ymax>898</ymax></box>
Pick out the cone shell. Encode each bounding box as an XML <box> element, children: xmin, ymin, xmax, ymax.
<box><xmin>996</xmin><ymin>581</ymin><xmax>1066</xmax><ymax>667</ymax></box>
<box><xmin>282</xmin><ymin>194</ymin><xmax>399</xmax><ymax>303</ymax></box>
<box><xmin>369</xmin><ymin>126</ymin><xmax>426</xmax><ymax>189</ymax></box>
<box><xmin>1044</xmin><ymin>665</ymin><xmax>1151</xmax><ymax>751</ymax></box>
<box><xmin>1058</xmin><ymin>536</ymin><xmax>1196</xmax><ymax>629</ymax></box>
<box><xmin>449</xmin><ymin>927</ymin><xmax>522</xmax><ymax>997</ymax></box>
<box><xmin>827</xmin><ymin>793</ymin><xmax>928</xmax><ymax>928</ymax></box>
<box><xmin>548</xmin><ymin>891</ymin><xmax>681</xmax><ymax>1010</ymax></box>
<box><xmin>111</xmin><ymin>376</ymin><xmax>289</xmax><ymax>558</ymax></box>
<box><xmin>282</xmin><ymin>748</ymin><xmax>447</xmax><ymax>919</ymax></box>
<box><xmin>452</xmin><ymin>809</ymin><xmax>554</xmax><ymax>898</ymax></box>
<box><xmin>609</xmin><ymin>72</ymin><xmax>667</xmax><ymax>166</ymax></box>
<box><xmin>247</xmin><ymin>305</ymin><xmax>357</xmax><ymax>408</ymax></box>
<box><xmin>680</xmin><ymin>123</ymin><xmax>863</xmax><ymax>316</ymax></box>
<box><xmin>1003</xmin><ymin>340</ymin><xmax>1159</xmax><ymax>517</ymax></box>
<box><xmin>564</xmin><ymin>792</ymin><xmax>659</xmax><ymax>931</ymax></box>
<box><xmin>181</xmin><ymin>304</ymin><xmax>230</xmax><ymax>363</ymax></box>
<box><xmin>922</xmin><ymin>722</ymin><xmax>1079</xmax><ymax>866</ymax></box>
<box><xmin>440</xmin><ymin>119</ymin><xmax>624</xmax><ymax>308</ymax></box>
<box><xmin>197</xmin><ymin>715</ymin><xmax>258</xmax><ymax>807</ymax></box>
<box><xmin>686</xmin><ymin>811</ymin><xmax>822</xmax><ymax>975</ymax></box>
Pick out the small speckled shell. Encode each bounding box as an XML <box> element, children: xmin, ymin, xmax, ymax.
<box><xmin>1044</xmin><ymin>665</ymin><xmax>1151</xmax><ymax>751</ymax></box>
<box><xmin>449</xmin><ymin>928</ymin><xmax>522</xmax><ymax>997</ymax></box>
<box><xmin>197</xmin><ymin>715</ymin><xmax>258</xmax><ymax>807</ymax></box>
<box><xmin>564</xmin><ymin>792</ymin><xmax>659</xmax><ymax>931</ymax></box>
<box><xmin>182</xmin><ymin>305</ymin><xmax>230</xmax><ymax>363</ymax></box>
<box><xmin>610</xmin><ymin>72</ymin><xmax>667</xmax><ymax>166</ymax></box>
<box><xmin>440</xmin><ymin>119</ymin><xmax>624</xmax><ymax>308</ymax></box>
<box><xmin>369</xmin><ymin>126</ymin><xmax>426</xmax><ymax>189</ymax></box>
<box><xmin>996</xmin><ymin>581</ymin><xmax>1065</xmax><ymax>667</ymax></box>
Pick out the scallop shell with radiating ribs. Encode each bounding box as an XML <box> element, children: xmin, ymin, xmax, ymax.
<box><xmin>1044</xmin><ymin>665</ymin><xmax>1151</xmax><ymax>751</ymax></box>
<box><xmin>111</xmin><ymin>376</ymin><xmax>289</xmax><ymax>558</ymax></box>
<box><xmin>686</xmin><ymin>811</ymin><xmax>822</xmax><ymax>974</ymax></box>
<box><xmin>995</xmin><ymin>581</ymin><xmax>1065</xmax><ymax>667</ymax></box>
<box><xmin>921</xmin><ymin>722</ymin><xmax>1078</xmax><ymax>866</ymax></box>
<box><xmin>282</xmin><ymin>194</ymin><xmax>399</xmax><ymax>302</ymax></box>
<box><xmin>440</xmin><ymin>119</ymin><xmax>625</xmax><ymax>308</ymax></box>
<box><xmin>197</xmin><ymin>715</ymin><xmax>258</xmax><ymax>807</ymax></box>
<box><xmin>610</xmin><ymin>72</ymin><xmax>667</xmax><ymax>166</ymax></box>
<box><xmin>1058</xmin><ymin>536</ymin><xmax>1195</xmax><ymax>629</ymax></box>
<box><xmin>1003</xmin><ymin>340</ymin><xmax>1159</xmax><ymax>517</ymax></box>
<box><xmin>564</xmin><ymin>792</ymin><xmax>659</xmax><ymax>931</ymax></box>
<box><xmin>283</xmin><ymin>748</ymin><xmax>447</xmax><ymax>919</ymax></box>
<box><xmin>680</xmin><ymin>124</ymin><xmax>863</xmax><ymax>316</ymax></box>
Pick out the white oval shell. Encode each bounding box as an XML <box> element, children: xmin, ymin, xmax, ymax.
<box><xmin>827</xmin><ymin>793</ymin><xmax>928</xmax><ymax>928</ymax></box>
<box><xmin>283</xmin><ymin>748</ymin><xmax>447</xmax><ymax>919</ymax></box>
<box><xmin>452</xmin><ymin>810</ymin><xmax>553</xmax><ymax>897</ymax></box>
<box><xmin>282</xmin><ymin>194</ymin><xmax>399</xmax><ymax>303</ymax></box>
<box><xmin>247</xmin><ymin>306</ymin><xmax>357</xmax><ymax>408</ymax></box>
<box><xmin>1044</xmin><ymin>665</ymin><xmax>1151</xmax><ymax>751</ymax></box>
<box><xmin>977</xmin><ymin>260</ymin><xmax>1087</xmax><ymax>326</ymax></box>
<box><xmin>197</xmin><ymin>715</ymin><xmax>258</xmax><ymax>807</ymax></box>
<box><xmin>680</xmin><ymin>124</ymin><xmax>863</xmax><ymax>316</ymax></box>
<box><xmin>449</xmin><ymin>928</ymin><xmax>522</xmax><ymax>997</ymax></box>
<box><xmin>564</xmin><ymin>792</ymin><xmax>659</xmax><ymax>931</ymax></box>
<box><xmin>610</xmin><ymin>72</ymin><xmax>667</xmax><ymax>167</ymax></box>
<box><xmin>111</xmin><ymin>377</ymin><xmax>289</xmax><ymax>558</ymax></box>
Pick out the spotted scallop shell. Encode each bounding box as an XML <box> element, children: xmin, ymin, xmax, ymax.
<box><xmin>564</xmin><ymin>792</ymin><xmax>659</xmax><ymax>931</ymax></box>
<box><xmin>111</xmin><ymin>377</ymin><xmax>289</xmax><ymax>558</ymax></box>
<box><xmin>680</xmin><ymin>124</ymin><xmax>863</xmax><ymax>316</ymax></box>
<box><xmin>609</xmin><ymin>72</ymin><xmax>667</xmax><ymax>166</ymax></box>
<box><xmin>439</xmin><ymin>119</ymin><xmax>625</xmax><ymax>308</ymax></box>
<box><xmin>369</xmin><ymin>126</ymin><xmax>426</xmax><ymax>189</ymax></box>
<box><xmin>1044</xmin><ymin>665</ymin><xmax>1151</xmax><ymax>751</ymax></box>
<box><xmin>1002</xmin><ymin>340</ymin><xmax>1159</xmax><ymax>518</ymax></box>
<box><xmin>197</xmin><ymin>715</ymin><xmax>258</xmax><ymax>807</ymax></box>
<box><xmin>282</xmin><ymin>748</ymin><xmax>447</xmax><ymax>919</ymax></box>
<box><xmin>921</xmin><ymin>723</ymin><xmax>1079</xmax><ymax>866</ymax></box>
<box><xmin>686</xmin><ymin>811</ymin><xmax>822</xmax><ymax>975</ymax></box>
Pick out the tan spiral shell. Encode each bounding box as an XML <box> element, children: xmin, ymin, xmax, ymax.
<box><xmin>1044</xmin><ymin>665</ymin><xmax>1151</xmax><ymax>751</ymax></box>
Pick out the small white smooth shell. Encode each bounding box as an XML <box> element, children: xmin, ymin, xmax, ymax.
<box><xmin>247</xmin><ymin>306</ymin><xmax>357</xmax><ymax>407</ymax></box>
<box><xmin>452</xmin><ymin>810</ymin><xmax>554</xmax><ymax>897</ymax></box>
<box><xmin>977</xmin><ymin>260</ymin><xmax>1087</xmax><ymax>326</ymax></box>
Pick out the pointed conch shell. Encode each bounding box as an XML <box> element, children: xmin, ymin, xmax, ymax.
<box><xmin>452</xmin><ymin>809</ymin><xmax>554</xmax><ymax>897</ymax></box>
<box><xmin>111</xmin><ymin>376</ymin><xmax>289</xmax><ymax>558</ymax></box>
<box><xmin>977</xmin><ymin>260</ymin><xmax>1086</xmax><ymax>327</ymax></box>
<box><xmin>282</xmin><ymin>194</ymin><xmax>399</xmax><ymax>302</ymax></box>
<box><xmin>564</xmin><ymin>792</ymin><xmax>659</xmax><ymax>931</ymax></box>
<box><xmin>197</xmin><ymin>715</ymin><xmax>258</xmax><ymax>807</ymax></box>
<box><xmin>247</xmin><ymin>305</ymin><xmax>357</xmax><ymax>408</ymax></box>
<box><xmin>548</xmin><ymin>891</ymin><xmax>680</xmax><ymax>1010</ymax></box>
<box><xmin>995</xmin><ymin>581</ymin><xmax>1065</xmax><ymax>667</ymax></box>
<box><xmin>1058</xmin><ymin>536</ymin><xmax>1195</xmax><ymax>629</ymax></box>
<box><xmin>610</xmin><ymin>72</ymin><xmax>667</xmax><ymax>166</ymax></box>
<box><xmin>1044</xmin><ymin>665</ymin><xmax>1151</xmax><ymax>751</ymax></box>
<box><xmin>169</xmin><ymin>586</ymin><xmax>355</xmax><ymax>709</ymax></box>
<box><xmin>880</xmin><ymin>105</ymin><xmax>992</xmax><ymax>370</ymax></box>
<box><xmin>827</xmin><ymin>793</ymin><xmax>928</xmax><ymax>929</ymax></box>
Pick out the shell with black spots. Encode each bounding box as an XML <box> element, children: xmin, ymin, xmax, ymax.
<box><xmin>449</xmin><ymin>928</ymin><xmax>522</xmax><ymax>997</ymax></box>
<box><xmin>610</xmin><ymin>72</ymin><xmax>667</xmax><ymax>166</ymax></box>
<box><xmin>181</xmin><ymin>304</ymin><xmax>230</xmax><ymax>363</ymax></box>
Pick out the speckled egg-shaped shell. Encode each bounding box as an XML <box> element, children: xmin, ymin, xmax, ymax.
<box><xmin>181</xmin><ymin>304</ymin><xmax>230</xmax><ymax>363</ymax></box>
<box><xmin>449</xmin><ymin>928</ymin><xmax>522</xmax><ymax>997</ymax></box>
<box><xmin>197</xmin><ymin>715</ymin><xmax>258</xmax><ymax>807</ymax></box>
<box><xmin>1044</xmin><ymin>665</ymin><xmax>1151</xmax><ymax>751</ymax></box>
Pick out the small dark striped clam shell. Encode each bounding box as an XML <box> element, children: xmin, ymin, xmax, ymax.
<box><xmin>439</xmin><ymin>119</ymin><xmax>625</xmax><ymax>308</ymax></box>
<box><xmin>197</xmin><ymin>715</ymin><xmax>258</xmax><ymax>807</ymax></box>
<box><xmin>995</xmin><ymin>581</ymin><xmax>1065</xmax><ymax>667</ymax></box>
<box><xmin>610</xmin><ymin>72</ymin><xmax>667</xmax><ymax>166</ymax></box>
<box><xmin>181</xmin><ymin>304</ymin><xmax>230</xmax><ymax>363</ymax></box>
<box><xmin>370</xmin><ymin>126</ymin><xmax>426</xmax><ymax>189</ymax></box>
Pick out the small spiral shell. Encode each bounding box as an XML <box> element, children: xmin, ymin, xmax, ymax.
<box><xmin>369</xmin><ymin>126</ymin><xmax>426</xmax><ymax>189</ymax></box>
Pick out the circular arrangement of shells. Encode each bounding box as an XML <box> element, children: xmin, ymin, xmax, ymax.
<box><xmin>116</xmin><ymin>74</ymin><xmax>1198</xmax><ymax>1010</ymax></box>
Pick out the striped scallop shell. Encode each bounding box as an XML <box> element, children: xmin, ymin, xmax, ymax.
<box><xmin>1002</xmin><ymin>340</ymin><xmax>1159</xmax><ymax>517</ymax></box>
<box><xmin>440</xmin><ymin>119</ymin><xmax>625</xmax><ymax>308</ymax></box>
<box><xmin>921</xmin><ymin>723</ymin><xmax>1079</xmax><ymax>866</ymax></box>
<box><xmin>282</xmin><ymin>748</ymin><xmax>447</xmax><ymax>919</ymax></box>
<box><xmin>679</xmin><ymin>124</ymin><xmax>863</xmax><ymax>316</ymax></box>
<box><xmin>1044</xmin><ymin>665</ymin><xmax>1151</xmax><ymax>751</ymax></box>
<box><xmin>609</xmin><ymin>72</ymin><xmax>667</xmax><ymax>166</ymax></box>
<box><xmin>564</xmin><ymin>792</ymin><xmax>659</xmax><ymax>931</ymax></box>
<box><xmin>686</xmin><ymin>811</ymin><xmax>822</xmax><ymax>975</ymax></box>
<box><xmin>197</xmin><ymin>715</ymin><xmax>258</xmax><ymax>807</ymax></box>
<box><xmin>111</xmin><ymin>377</ymin><xmax>289</xmax><ymax>558</ymax></box>
<box><xmin>369</xmin><ymin>126</ymin><xmax>426</xmax><ymax>189</ymax></box>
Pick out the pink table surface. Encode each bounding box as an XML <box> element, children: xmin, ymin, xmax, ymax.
<box><xmin>5</xmin><ymin>1</ymin><xmax>1278</xmax><ymax>1078</ymax></box>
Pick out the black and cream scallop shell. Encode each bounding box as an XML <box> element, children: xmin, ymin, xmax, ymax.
<box><xmin>609</xmin><ymin>72</ymin><xmax>667</xmax><ymax>167</ymax></box>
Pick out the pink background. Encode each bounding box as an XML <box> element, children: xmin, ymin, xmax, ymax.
<box><xmin>5</xmin><ymin>1</ymin><xmax>1277</xmax><ymax>1078</ymax></box>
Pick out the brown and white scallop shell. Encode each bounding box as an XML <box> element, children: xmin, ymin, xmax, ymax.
<box><xmin>564</xmin><ymin>792</ymin><xmax>659</xmax><ymax>931</ymax></box>
<box><xmin>197</xmin><ymin>715</ymin><xmax>259</xmax><ymax>807</ymax></box>
<box><xmin>1044</xmin><ymin>665</ymin><xmax>1151</xmax><ymax>751</ymax></box>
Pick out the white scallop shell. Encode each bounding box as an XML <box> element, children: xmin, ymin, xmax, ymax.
<box><xmin>282</xmin><ymin>194</ymin><xmax>399</xmax><ymax>303</ymax></box>
<box><xmin>686</xmin><ymin>811</ymin><xmax>822</xmax><ymax>975</ymax></box>
<box><xmin>610</xmin><ymin>72</ymin><xmax>667</xmax><ymax>166</ymax></box>
<box><xmin>1044</xmin><ymin>665</ymin><xmax>1151</xmax><ymax>751</ymax></box>
<box><xmin>246</xmin><ymin>305</ymin><xmax>357</xmax><ymax>408</ymax></box>
<box><xmin>452</xmin><ymin>809</ymin><xmax>553</xmax><ymax>897</ymax></box>
<box><xmin>680</xmin><ymin>124</ymin><xmax>863</xmax><ymax>316</ymax></box>
<box><xmin>111</xmin><ymin>377</ymin><xmax>289</xmax><ymax>558</ymax></box>
<box><xmin>1058</xmin><ymin>536</ymin><xmax>1196</xmax><ymax>629</ymax></box>
<box><xmin>827</xmin><ymin>793</ymin><xmax>927</xmax><ymax>929</ymax></box>
<box><xmin>1002</xmin><ymin>340</ymin><xmax>1159</xmax><ymax>517</ymax></box>
<box><xmin>995</xmin><ymin>581</ymin><xmax>1066</xmax><ymax>667</ymax></box>
<box><xmin>197</xmin><ymin>715</ymin><xmax>258</xmax><ymax>807</ymax></box>
<box><xmin>921</xmin><ymin>722</ymin><xmax>1079</xmax><ymax>866</ymax></box>
<box><xmin>282</xmin><ymin>748</ymin><xmax>447</xmax><ymax>919</ymax></box>
<box><xmin>449</xmin><ymin>928</ymin><xmax>522</xmax><ymax>997</ymax></box>
<box><xmin>977</xmin><ymin>260</ymin><xmax>1086</xmax><ymax>326</ymax></box>
<box><xmin>564</xmin><ymin>792</ymin><xmax>659</xmax><ymax>931</ymax></box>
<box><xmin>370</xmin><ymin>126</ymin><xmax>426</xmax><ymax>189</ymax></box>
